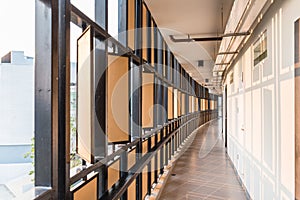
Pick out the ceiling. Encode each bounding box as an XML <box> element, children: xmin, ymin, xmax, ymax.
<box><xmin>144</xmin><ymin>0</ymin><xmax>235</xmax><ymax>93</ymax></box>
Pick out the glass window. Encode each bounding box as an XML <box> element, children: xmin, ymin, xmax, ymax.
<box><xmin>254</xmin><ymin>31</ymin><xmax>267</xmax><ymax>66</ymax></box>
<box><xmin>71</xmin><ymin>0</ymin><xmax>95</xmax><ymax>21</ymax></box>
<box><xmin>108</xmin><ymin>0</ymin><xmax>127</xmax><ymax>45</ymax></box>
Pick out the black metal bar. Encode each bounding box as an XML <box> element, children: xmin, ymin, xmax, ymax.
<box><xmin>147</xmin><ymin>137</ymin><xmax>152</xmax><ymax>195</ymax></box>
<box><xmin>57</xmin><ymin>0</ymin><xmax>71</xmax><ymax>198</ymax></box>
<box><xmin>160</xmin><ymin>129</ymin><xmax>164</xmax><ymax>175</ymax></box>
<box><xmin>136</xmin><ymin>0</ymin><xmax>143</xmax><ymax>199</ymax></box>
<box><xmin>217</xmin><ymin>51</ymin><xmax>238</xmax><ymax>55</ymax></box>
<box><xmin>35</xmin><ymin>0</ymin><xmax>52</xmax><ymax>189</ymax></box>
<box><xmin>215</xmin><ymin>62</ymin><xmax>230</xmax><ymax>65</ymax></box>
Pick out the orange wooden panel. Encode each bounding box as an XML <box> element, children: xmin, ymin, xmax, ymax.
<box><xmin>108</xmin><ymin>160</ymin><xmax>120</xmax><ymax>189</ymax></box>
<box><xmin>189</xmin><ymin>96</ymin><xmax>192</xmax><ymax>113</ymax></box>
<box><xmin>177</xmin><ymin>91</ymin><xmax>181</xmax><ymax>116</ymax></box>
<box><xmin>73</xmin><ymin>176</ymin><xmax>97</xmax><ymax>200</ymax></box>
<box><xmin>77</xmin><ymin>27</ymin><xmax>93</xmax><ymax>163</ymax></box>
<box><xmin>181</xmin><ymin>93</ymin><xmax>185</xmax><ymax>115</ymax></box>
<box><xmin>128</xmin><ymin>0</ymin><xmax>135</xmax><ymax>49</ymax></box>
<box><xmin>151</xmin><ymin>136</ymin><xmax>155</xmax><ymax>148</ymax></box>
<box><xmin>142</xmin><ymin>167</ymin><xmax>148</xmax><ymax>198</ymax></box>
<box><xmin>151</xmin><ymin>20</ymin><xmax>155</xmax><ymax>66</ymax></box>
<box><xmin>107</xmin><ymin>56</ymin><xmax>129</xmax><ymax>143</ymax></box>
<box><xmin>142</xmin><ymin>140</ymin><xmax>148</xmax><ymax>156</ymax></box>
<box><xmin>168</xmin><ymin>87</ymin><xmax>174</xmax><ymax>119</ymax></box>
<box><xmin>128</xmin><ymin>149</ymin><xmax>136</xmax><ymax>170</ymax></box>
<box><xmin>151</xmin><ymin>157</ymin><xmax>155</xmax><ymax>184</ymax></box>
<box><xmin>157</xmin><ymin>132</ymin><xmax>161</xmax><ymax>143</ymax></box>
<box><xmin>142</xmin><ymin>72</ymin><xmax>154</xmax><ymax>128</ymax></box>
<box><xmin>157</xmin><ymin>149</ymin><xmax>161</xmax><ymax>172</ymax></box>
<box><xmin>142</xmin><ymin>4</ymin><xmax>147</xmax><ymax>61</ymax></box>
<box><xmin>128</xmin><ymin>179</ymin><xmax>136</xmax><ymax>200</ymax></box>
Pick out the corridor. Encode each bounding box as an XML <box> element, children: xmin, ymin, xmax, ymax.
<box><xmin>160</xmin><ymin>119</ymin><xmax>247</xmax><ymax>200</ymax></box>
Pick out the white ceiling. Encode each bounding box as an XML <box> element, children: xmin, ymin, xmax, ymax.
<box><xmin>145</xmin><ymin>0</ymin><xmax>234</xmax><ymax>93</ymax></box>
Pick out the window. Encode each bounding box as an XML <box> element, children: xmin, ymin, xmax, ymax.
<box><xmin>254</xmin><ymin>31</ymin><xmax>267</xmax><ymax>66</ymax></box>
<box><xmin>108</xmin><ymin>0</ymin><xmax>127</xmax><ymax>45</ymax></box>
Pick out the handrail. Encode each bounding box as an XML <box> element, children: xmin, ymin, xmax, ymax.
<box><xmin>70</xmin><ymin>110</ymin><xmax>219</xmax><ymax>198</ymax></box>
<box><xmin>100</xmin><ymin>115</ymin><xmax>199</xmax><ymax>200</ymax></box>
<box><xmin>70</xmin><ymin>139</ymin><xmax>139</xmax><ymax>185</ymax></box>
<box><xmin>70</xmin><ymin>113</ymin><xmax>194</xmax><ymax>185</ymax></box>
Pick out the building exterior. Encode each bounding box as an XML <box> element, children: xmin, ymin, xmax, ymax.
<box><xmin>0</xmin><ymin>51</ymin><xmax>34</xmax><ymax>198</ymax></box>
<box><xmin>0</xmin><ymin>51</ymin><xmax>34</xmax><ymax>163</ymax></box>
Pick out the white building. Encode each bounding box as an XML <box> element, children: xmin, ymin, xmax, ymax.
<box><xmin>0</xmin><ymin>51</ymin><xmax>34</xmax><ymax>198</ymax></box>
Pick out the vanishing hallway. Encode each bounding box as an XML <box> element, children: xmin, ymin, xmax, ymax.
<box><xmin>160</xmin><ymin>119</ymin><xmax>247</xmax><ymax>200</ymax></box>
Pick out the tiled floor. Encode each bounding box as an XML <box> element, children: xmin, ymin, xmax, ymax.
<box><xmin>159</xmin><ymin>119</ymin><xmax>247</xmax><ymax>200</ymax></box>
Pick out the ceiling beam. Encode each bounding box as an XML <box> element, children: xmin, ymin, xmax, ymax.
<box><xmin>170</xmin><ymin>31</ymin><xmax>250</xmax><ymax>43</ymax></box>
<box><xmin>217</xmin><ymin>51</ymin><xmax>238</xmax><ymax>55</ymax></box>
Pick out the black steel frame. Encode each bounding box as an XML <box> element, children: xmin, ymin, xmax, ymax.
<box><xmin>34</xmin><ymin>0</ymin><xmax>220</xmax><ymax>199</ymax></box>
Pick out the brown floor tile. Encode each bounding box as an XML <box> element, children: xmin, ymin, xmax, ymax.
<box><xmin>159</xmin><ymin>119</ymin><xmax>247</xmax><ymax>200</ymax></box>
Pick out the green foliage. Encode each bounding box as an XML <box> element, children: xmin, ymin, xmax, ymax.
<box><xmin>24</xmin><ymin>137</ymin><xmax>34</xmax><ymax>179</ymax></box>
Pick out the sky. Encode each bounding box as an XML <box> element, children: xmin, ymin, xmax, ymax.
<box><xmin>0</xmin><ymin>0</ymin><xmax>95</xmax><ymax>61</ymax></box>
<box><xmin>0</xmin><ymin>0</ymin><xmax>118</xmax><ymax>61</ymax></box>
<box><xmin>0</xmin><ymin>0</ymin><xmax>35</xmax><ymax>58</ymax></box>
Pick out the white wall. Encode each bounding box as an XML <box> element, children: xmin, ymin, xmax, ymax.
<box><xmin>0</xmin><ymin>64</ymin><xmax>34</xmax><ymax>145</ymax></box>
<box><xmin>224</xmin><ymin>0</ymin><xmax>299</xmax><ymax>199</ymax></box>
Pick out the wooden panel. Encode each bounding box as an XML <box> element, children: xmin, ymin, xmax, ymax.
<box><xmin>173</xmin><ymin>89</ymin><xmax>178</xmax><ymax>118</ymax></box>
<box><xmin>189</xmin><ymin>96</ymin><xmax>192</xmax><ymax>113</ymax></box>
<box><xmin>108</xmin><ymin>160</ymin><xmax>120</xmax><ymax>189</ymax></box>
<box><xmin>181</xmin><ymin>93</ymin><xmax>185</xmax><ymax>115</ymax></box>
<box><xmin>201</xmin><ymin>99</ymin><xmax>205</xmax><ymax>111</ymax></box>
<box><xmin>107</xmin><ymin>55</ymin><xmax>129</xmax><ymax>143</ymax></box>
<box><xmin>162</xmin><ymin>43</ymin><xmax>166</xmax><ymax>77</ymax></box>
<box><xmin>128</xmin><ymin>179</ymin><xmax>136</xmax><ymax>200</ymax></box>
<box><xmin>157</xmin><ymin>132</ymin><xmax>161</xmax><ymax>143</ymax></box>
<box><xmin>142</xmin><ymin>4</ymin><xmax>147</xmax><ymax>61</ymax></box>
<box><xmin>142</xmin><ymin>72</ymin><xmax>154</xmax><ymax>128</ymax></box>
<box><xmin>142</xmin><ymin>140</ymin><xmax>148</xmax><ymax>156</ymax></box>
<box><xmin>142</xmin><ymin>167</ymin><xmax>148</xmax><ymax>198</ymax></box>
<box><xmin>168</xmin><ymin>87</ymin><xmax>174</xmax><ymax>119</ymax></box>
<box><xmin>128</xmin><ymin>149</ymin><xmax>136</xmax><ymax>170</ymax></box>
<box><xmin>73</xmin><ymin>176</ymin><xmax>98</xmax><ymax>200</ymax></box>
<box><xmin>177</xmin><ymin>91</ymin><xmax>181</xmax><ymax>116</ymax></box>
<box><xmin>151</xmin><ymin>136</ymin><xmax>155</xmax><ymax>148</ymax></box>
<box><xmin>128</xmin><ymin>0</ymin><xmax>135</xmax><ymax>49</ymax></box>
<box><xmin>151</xmin><ymin>20</ymin><xmax>155</xmax><ymax>65</ymax></box>
<box><xmin>77</xmin><ymin>27</ymin><xmax>93</xmax><ymax>163</ymax></box>
<box><xmin>157</xmin><ymin>149</ymin><xmax>161</xmax><ymax>172</ymax></box>
<box><xmin>151</xmin><ymin>157</ymin><xmax>155</xmax><ymax>184</ymax></box>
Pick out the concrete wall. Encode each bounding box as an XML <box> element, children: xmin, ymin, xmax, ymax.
<box><xmin>0</xmin><ymin>63</ymin><xmax>34</xmax><ymax>150</ymax></box>
<box><xmin>0</xmin><ymin>145</ymin><xmax>32</xmax><ymax>164</ymax></box>
<box><xmin>223</xmin><ymin>0</ymin><xmax>299</xmax><ymax>199</ymax></box>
